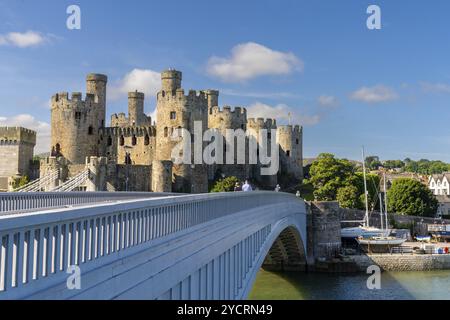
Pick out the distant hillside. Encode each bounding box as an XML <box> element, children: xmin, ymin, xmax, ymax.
<box><xmin>35</xmin><ymin>152</ymin><xmax>50</xmax><ymax>159</ymax></box>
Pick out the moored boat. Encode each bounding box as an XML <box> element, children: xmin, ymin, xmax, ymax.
<box><xmin>357</xmin><ymin>236</ymin><xmax>407</xmax><ymax>253</ymax></box>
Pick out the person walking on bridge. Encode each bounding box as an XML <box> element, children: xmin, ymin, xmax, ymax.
<box><xmin>242</xmin><ymin>180</ymin><xmax>253</xmax><ymax>192</ymax></box>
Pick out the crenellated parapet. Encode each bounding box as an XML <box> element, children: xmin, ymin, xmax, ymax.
<box><xmin>247</xmin><ymin>118</ymin><xmax>277</xmax><ymax>130</ymax></box>
<box><xmin>0</xmin><ymin>127</ymin><xmax>36</xmax><ymax>146</ymax></box>
<box><xmin>208</xmin><ymin>105</ymin><xmax>247</xmax><ymax>131</ymax></box>
<box><xmin>104</xmin><ymin>125</ymin><xmax>156</xmax><ymax>138</ymax></box>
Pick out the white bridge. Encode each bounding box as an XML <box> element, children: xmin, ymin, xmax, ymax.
<box><xmin>0</xmin><ymin>191</ymin><xmax>307</xmax><ymax>300</ymax></box>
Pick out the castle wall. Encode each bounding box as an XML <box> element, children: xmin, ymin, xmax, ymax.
<box><xmin>106</xmin><ymin>164</ymin><xmax>152</xmax><ymax>192</ymax></box>
<box><xmin>103</xmin><ymin>126</ymin><xmax>156</xmax><ymax>165</ymax></box>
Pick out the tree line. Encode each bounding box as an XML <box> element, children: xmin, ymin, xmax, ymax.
<box><xmin>365</xmin><ymin>156</ymin><xmax>450</xmax><ymax>175</ymax></box>
<box><xmin>305</xmin><ymin>153</ymin><xmax>438</xmax><ymax>217</ymax></box>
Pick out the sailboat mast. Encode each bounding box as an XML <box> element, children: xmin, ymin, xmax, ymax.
<box><xmin>384</xmin><ymin>173</ymin><xmax>389</xmax><ymax>231</ymax></box>
<box><xmin>379</xmin><ymin>193</ymin><xmax>384</xmax><ymax>231</ymax></box>
<box><xmin>362</xmin><ymin>147</ymin><xmax>369</xmax><ymax>227</ymax></box>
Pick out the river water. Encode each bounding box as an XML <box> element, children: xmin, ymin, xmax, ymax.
<box><xmin>249</xmin><ymin>269</ymin><xmax>450</xmax><ymax>300</ymax></box>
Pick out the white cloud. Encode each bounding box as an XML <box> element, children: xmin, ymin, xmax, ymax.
<box><xmin>420</xmin><ymin>82</ymin><xmax>450</xmax><ymax>94</ymax></box>
<box><xmin>350</xmin><ymin>85</ymin><xmax>398</xmax><ymax>103</ymax></box>
<box><xmin>0</xmin><ymin>114</ymin><xmax>51</xmax><ymax>153</ymax></box>
<box><xmin>317</xmin><ymin>95</ymin><xmax>339</xmax><ymax>107</ymax></box>
<box><xmin>0</xmin><ymin>30</ymin><xmax>48</xmax><ymax>48</ymax></box>
<box><xmin>110</xmin><ymin>68</ymin><xmax>160</xmax><ymax>100</ymax></box>
<box><xmin>247</xmin><ymin>102</ymin><xmax>319</xmax><ymax>126</ymax></box>
<box><xmin>207</xmin><ymin>42</ymin><xmax>303</xmax><ymax>82</ymax></box>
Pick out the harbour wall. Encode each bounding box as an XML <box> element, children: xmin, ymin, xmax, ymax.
<box><xmin>348</xmin><ymin>254</ymin><xmax>450</xmax><ymax>272</ymax></box>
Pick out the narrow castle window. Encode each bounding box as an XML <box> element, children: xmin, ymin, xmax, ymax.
<box><xmin>170</xmin><ymin>111</ymin><xmax>176</xmax><ymax>120</ymax></box>
<box><xmin>120</xmin><ymin>135</ymin><xmax>125</xmax><ymax>146</ymax></box>
<box><xmin>286</xmin><ymin>150</ymin><xmax>291</xmax><ymax>157</ymax></box>
<box><xmin>296</xmin><ymin>139</ymin><xmax>299</xmax><ymax>145</ymax></box>
<box><xmin>164</xmin><ymin>127</ymin><xmax>168</xmax><ymax>137</ymax></box>
<box><xmin>75</xmin><ymin>112</ymin><xmax>81</xmax><ymax>120</ymax></box>
<box><xmin>132</xmin><ymin>135</ymin><xmax>137</xmax><ymax>146</ymax></box>
<box><xmin>88</xmin><ymin>126</ymin><xmax>94</xmax><ymax>135</ymax></box>
<box><xmin>144</xmin><ymin>134</ymin><xmax>150</xmax><ymax>146</ymax></box>
<box><xmin>107</xmin><ymin>136</ymin><xmax>112</xmax><ymax>146</ymax></box>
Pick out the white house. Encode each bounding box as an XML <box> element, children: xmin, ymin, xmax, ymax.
<box><xmin>429</xmin><ymin>173</ymin><xmax>450</xmax><ymax>196</ymax></box>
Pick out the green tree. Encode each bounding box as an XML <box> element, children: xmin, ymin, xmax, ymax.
<box><xmin>210</xmin><ymin>176</ymin><xmax>240</xmax><ymax>192</ymax></box>
<box><xmin>11</xmin><ymin>175</ymin><xmax>29</xmax><ymax>189</ymax></box>
<box><xmin>353</xmin><ymin>172</ymin><xmax>381</xmax><ymax>210</ymax></box>
<box><xmin>309</xmin><ymin>153</ymin><xmax>357</xmax><ymax>201</ymax></box>
<box><xmin>337</xmin><ymin>185</ymin><xmax>362</xmax><ymax>209</ymax></box>
<box><xmin>383</xmin><ymin>160</ymin><xmax>405</xmax><ymax>170</ymax></box>
<box><xmin>387</xmin><ymin>178</ymin><xmax>438</xmax><ymax>217</ymax></box>
<box><xmin>365</xmin><ymin>156</ymin><xmax>381</xmax><ymax>171</ymax></box>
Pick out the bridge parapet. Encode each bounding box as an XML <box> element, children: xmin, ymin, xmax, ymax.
<box><xmin>0</xmin><ymin>191</ymin><xmax>306</xmax><ymax>300</ymax></box>
<box><xmin>0</xmin><ymin>192</ymin><xmax>180</xmax><ymax>215</ymax></box>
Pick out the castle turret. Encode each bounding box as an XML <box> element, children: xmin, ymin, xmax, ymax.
<box><xmin>86</xmin><ymin>73</ymin><xmax>107</xmax><ymax>128</ymax></box>
<box><xmin>161</xmin><ymin>69</ymin><xmax>182</xmax><ymax>92</ymax></box>
<box><xmin>128</xmin><ymin>91</ymin><xmax>145</xmax><ymax>126</ymax></box>
<box><xmin>204</xmin><ymin>90</ymin><xmax>219</xmax><ymax>109</ymax></box>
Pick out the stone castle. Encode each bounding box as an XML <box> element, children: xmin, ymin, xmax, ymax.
<box><xmin>2</xmin><ymin>69</ymin><xmax>303</xmax><ymax>193</ymax></box>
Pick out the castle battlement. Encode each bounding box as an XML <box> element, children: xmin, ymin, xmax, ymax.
<box><xmin>210</xmin><ymin>105</ymin><xmax>247</xmax><ymax>116</ymax></box>
<box><xmin>104</xmin><ymin>125</ymin><xmax>156</xmax><ymax>137</ymax></box>
<box><xmin>247</xmin><ymin>118</ymin><xmax>277</xmax><ymax>129</ymax></box>
<box><xmin>0</xmin><ymin>126</ymin><xmax>36</xmax><ymax>145</ymax></box>
<box><xmin>51</xmin><ymin>92</ymin><xmax>98</xmax><ymax>107</ymax></box>
<box><xmin>157</xmin><ymin>88</ymin><xmax>209</xmax><ymax>109</ymax></box>
<box><xmin>277</xmin><ymin>125</ymin><xmax>302</xmax><ymax>134</ymax></box>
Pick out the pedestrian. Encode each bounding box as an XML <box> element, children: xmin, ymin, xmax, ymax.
<box><xmin>242</xmin><ymin>180</ymin><xmax>253</xmax><ymax>192</ymax></box>
<box><xmin>234</xmin><ymin>182</ymin><xmax>242</xmax><ymax>192</ymax></box>
<box><xmin>275</xmin><ymin>184</ymin><xmax>281</xmax><ymax>192</ymax></box>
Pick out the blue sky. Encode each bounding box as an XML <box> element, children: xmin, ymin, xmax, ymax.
<box><xmin>1</xmin><ymin>0</ymin><xmax>450</xmax><ymax>161</ymax></box>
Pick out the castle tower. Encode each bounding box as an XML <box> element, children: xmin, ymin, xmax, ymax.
<box><xmin>86</xmin><ymin>74</ymin><xmax>107</xmax><ymax>128</ymax></box>
<box><xmin>156</xmin><ymin>69</ymin><xmax>209</xmax><ymax>193</ymax></box>
<box><xmin>128</xmin><ymin>91</ymin><xmax>145</xmax><ymax>126</ymax></box>
<box><xmin>204</xmin><ymin>90</ymin><xmax>219</xmax><ymax>110</ymax></box>
<box><xmin>0</xmin><ymin>127</ymin><xmax>36</xmax><ymax>190</ymax></box>
<box><xmin>247</xmin><ymin>118</ymin><xmax>278</xmax><ymax>187</ymax></box>
<box><xmin>161</xmin><ymin>69</ymin><xmax>182</xmax><ymax>92</ymax></box>
<box><xmin>50</xmin><ymin>73</ymin><xmax>108</xmax><ymax>164</ymax></box>
<box><xmin>277</xmin><ymin>125</ymin><xmax>303</xmax><ymax>180</ymax></box>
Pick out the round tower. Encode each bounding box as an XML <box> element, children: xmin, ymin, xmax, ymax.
<box><xmin>128</xmin><ymin>91</ymin><xmax>145</xmax><ymax>126</ymax></box>
<box><xmin>276</xmin><ymin>125</ymin><xmax>302</xmax><ymax>179</ymax></box>
<box><xmin>86</xmin><ymin>73</ymin><xmax>107</xmax><ymax>128</ymax></box>
<box><xmin>204</xmin><ymin>90</ymin><xmax>219</xmax><ymax>109</ymax></box>
<box><xmin>161</xmin><ymin>69</ymin><xmax>182</xmax><ymax>92</ymax></box>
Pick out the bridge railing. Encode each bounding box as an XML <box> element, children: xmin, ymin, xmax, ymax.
<box><xmin>0</xmin><ymin>192</ymin><xmax>179</xmax><ymax>215</ymax></box>
<box><xmin>0</xmin><ymin>191</ymin><xmax>301</xmax><ymax>298</ymax></box>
